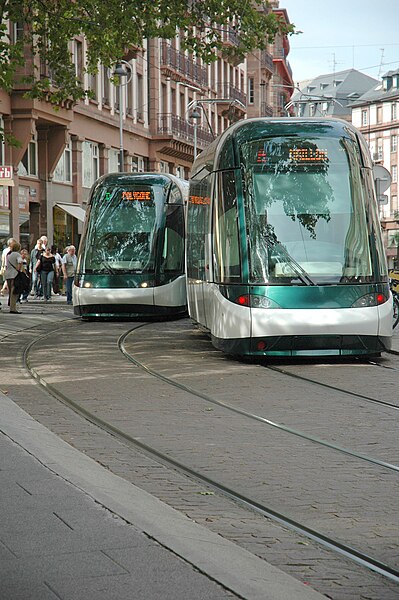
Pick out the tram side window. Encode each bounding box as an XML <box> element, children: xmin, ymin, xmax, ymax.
<box><xmin>187</xmin><ymin>173</ymin><xmax>211</xmax><ymax>280</ymax></box>
<box><xmin>161</xmin><ymin>205</ymin><xmax>185</xmax><ymax>275</ymax></box>
<box><xmin>213</xmin><ymin>171</ymin><xmax>241</xmax><ymax>283</ymax></box>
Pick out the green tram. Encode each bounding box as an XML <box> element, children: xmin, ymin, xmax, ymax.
<box><xmin>186</xmin><ymin>118</ymin><xmax>392</xmax><ymax>357</ymax></box>
<box><xmin>73</xmin><ymin>173</ymin><xmax>188</xmax><ymax>318</ymax></box>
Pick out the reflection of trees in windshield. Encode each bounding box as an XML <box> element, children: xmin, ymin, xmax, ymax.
<box><xmin>241</xmin><ymin>136</ymin><xmax>374</xmax><ymax>285</ymax></box>
<box><xmin>84</xmin><ymin>186</ymin><xmax>159</xmax><ymax>272</ymax></box>
<box><xmin>247</xmin><ymin>139</ymin><xmax>334</xmax><ymax>240</ymax></box>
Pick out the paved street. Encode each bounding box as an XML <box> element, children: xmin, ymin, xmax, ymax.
<box><xmin>1</xmin><ymin>296</ymin><xmax>399</xmax><ymax>599</ymax></box>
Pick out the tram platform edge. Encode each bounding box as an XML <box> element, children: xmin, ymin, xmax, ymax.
<box><xmin>0</xmin><ymin>391</ymin><xmax>326</xmax><ymax>600</ymax></box>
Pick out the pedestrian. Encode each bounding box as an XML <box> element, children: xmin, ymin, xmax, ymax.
<box><xmin>51</xmin><ymin>245</ymin><xmax>62</xmax><ymax>295</ymax></box>
<box><xmin>30</xmin><ymin>238</ymin><xmax>43</xmax><ymax>298</ymax></box>
<box><xmin>1</xmin><ymin>237</ymin><xmax>16</xmax><ymax>296</ymax></box>
<box><xmin>40</xmin><ymin>235</ymin><xmax>48</xmax><ymax>250</ymax></box>
<box><xmin>35</xmin><ymin>246</ymin><xmax>57</xmax><ymax>302</ymax></box>
<box><xmin>4</xmin><ymin>239</ymin><xmax>23</xmax><ymax>314</ymax></box>
<box><xmin>19</xmin><ymin>248</ymin><xmax>31</xmax><ymax>302</ymax></box>
<box><xmin>61</xmin><ymin>245</ymin><xmax>77</xmax><ymax>305</ymax></box>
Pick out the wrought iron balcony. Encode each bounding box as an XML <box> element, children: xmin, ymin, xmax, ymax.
<box><xmin>216</xmin><ymin>83</ymin><xmax>246</xmax><ymax>108</ymax></box>
<box><xmin>260</xmin><ymin>50</ymin><xmax>274</xmax><ymax>74</ymax></box>
<box><xmin>260</xmin><ymin>102</ymin><xmax>273</xmax><ymax>117</ymax></box>
<box><xmin>160</xmin><ymin>42</ymin><xmax>208</xmax><ymax>88</ymax></box>
<box><xmin>157</xmin><ymin>113</ymin><xmax>214</xmax><ymax>148</ymax></box>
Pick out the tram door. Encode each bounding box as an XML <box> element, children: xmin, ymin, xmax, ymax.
<box><xmin>187</xmin><ymin>172</ymin><xmax>212</xmax><ymax>327</ymax></box>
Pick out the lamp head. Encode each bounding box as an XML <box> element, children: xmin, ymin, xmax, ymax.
<box><xmin>113</xmin><ymin>63</ymin><xmax>128</xmax><ymax>77</ymax></box>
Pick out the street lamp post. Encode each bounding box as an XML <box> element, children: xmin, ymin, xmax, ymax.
<box><xmin>112</xmin><ymin>61</ymin><xmax>132</xmax><ymax>172</ymax></box>
<box><xmin>190</xmin><ymin>108</ymin><xmax>201</xmax><ymax>159</ymax></box>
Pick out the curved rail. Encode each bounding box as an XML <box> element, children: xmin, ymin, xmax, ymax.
<box><xmin>19</xmin><ymin>321</ymin><xmax>399</xmax><ymax>586</ymax></box>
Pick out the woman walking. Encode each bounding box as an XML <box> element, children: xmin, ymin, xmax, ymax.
<box><xmin>35</xmin><ymin>246</ymin><xmax>57</xmax><ymax>302</ymax></box>
<box><xmin>4</xmin><ymin>240</ymin><xmax>23</xmax><ymax>314</ymax></box>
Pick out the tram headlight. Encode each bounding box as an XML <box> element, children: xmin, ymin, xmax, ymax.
<box><xmin>351</xmin><ymin>293</ymin><xmax>387</xmax><ymax>308</ymax></box>
<box><xmin>234</xmin><ymin>294</ymin><xmax>281</xmax><ymax>309</ymax></box>
<box><xmin>83</xmin><ymin>281</ymin><xmax>92</xmax><ymax>288</ymax></box>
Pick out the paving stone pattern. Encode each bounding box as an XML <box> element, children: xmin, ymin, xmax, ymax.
<box><xmin>1</xmin><ymin>312</ymin><xmax>399</xmax><ymax>599</ymax></box>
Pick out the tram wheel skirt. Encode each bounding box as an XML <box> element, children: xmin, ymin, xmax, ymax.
<box><xmin>213</xmin><ymin>334</ymin><xmax>391</xmax><ymax>357</ymax></box>
<box><xmin>74</xmin><ymin>303</ymin><xmax>187</xmax><ymax>319</ymax></box>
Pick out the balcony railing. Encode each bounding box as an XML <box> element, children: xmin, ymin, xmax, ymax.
<box><xmin>260</xmin><ymin>50</ymin><xmax>274</xmax><ymax>74</ymax></box>
<box><xmin>216</xmin><ymin>83</ymin><xmax>246</xmax><ymax>107</ymax></box>
<box><xmin>223</xmin><ymin>25</ymin><xmax>239</xmax><ymax>47</ymax></box>
<box><xmin>260</xmin><ymin>102</ymin><xmax>273</xmax><ymax>117</ymax></box>
<box><xmin>161</xmin><ymin>42</ymin><xmax>208</xmax><ymax>88</ymax></box>
<box><xmin>157</xmin><ymin>113</ymin><xmax>214</xmax><ymax>148</ymax></box>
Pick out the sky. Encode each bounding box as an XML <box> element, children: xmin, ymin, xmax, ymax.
<box><xmin>279</xmin><ymin>0</ymin><xmax>399</xmax><ymax>86</ymax></box>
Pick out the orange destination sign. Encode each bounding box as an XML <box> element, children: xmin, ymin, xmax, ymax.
<box><xmin>122</xmin><ymin>190</ymin><xmax>151</xmax><ymax>201</ymax></box>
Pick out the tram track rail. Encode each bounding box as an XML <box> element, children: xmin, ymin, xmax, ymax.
<box><xmin>19</xmin><ymin>320</ymin><xmax>399</xmax><ymax>588</ymax></box>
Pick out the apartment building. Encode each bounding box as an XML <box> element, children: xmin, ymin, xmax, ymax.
<box><xmin>290</xmin><ymin>69</ymin><xmax>378</xmax><ymax>120</ymax></box>
<box><xmin>351</xmin><ymin>69</ymin><xmax>399</xmax><ymax>268</ymax></box>
<box><xmin>0</xmin><ymin>8</ymin><xmax>293</xmax><ymax>251</ymax></box>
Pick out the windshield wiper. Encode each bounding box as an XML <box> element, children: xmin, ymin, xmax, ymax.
<box><xmin>101</xmin><ymin>260</ymin><xmax>116</xmax><ymax>274</ymax></box>
<box><xmin>265</xmin><ymin>235</ymin><xmax>316</xmax><ymax>286</ymax></box>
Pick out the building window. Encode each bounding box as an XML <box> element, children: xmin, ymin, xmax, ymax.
<box><xmin>176</xmin><ymin>166</ymin><xmax>185</xmax><ymax>178</ymax></box>
<box><xmin>108</xmin><ymin>149</ymin><xmax>119</xmax><ymax>173</ymax></box>
<box><xmin>377</xmin><ymin>106</ymin><xmax>383</xmax><ymax>124</ymax></box>
<box><xmin>13</xmin><ymin>21</ymin><xmax>24</xmax><ymax>42</ymax></box>
<box><xmin>102</xmin><ymin>66</ymin><xmax>110</xmax><ymax>105</ymax></box>
<box><xmin>361</xmin><ymin>110</ymin><xmax>368</xmax><ymax>126</ymax></box>
<box><xmin>73</xmin><ymin>39</ymin><xmax>84</xmax><ymax>85</ymax></box>
<box><xmin>377</xmin><ymin>139</ymin><xmax>383</xmax><ymax>161</ymax></box>
<box><xmin>321</xmin><ymin>101</ymin><xmax>329</xmax><ymax>114</ymax></box>
<box><xmin>136</xmin><ymin>73</ymin><xmax>144</xmax><ymax>121</ymax></box>
<box><xmin>53</xmin><ymin>142</ymin><xmax>72</xmax><ymax>182</ymax></box>
<box><xmin>392</xmin><ymin>135</ymin><xmax>398</xmax><ymax>153</ymax></box>
<box><xmin>391</xmin><ymin>195</ymin><xmax>398</xmax><ymax>214</ymax></box>
<box><xmin>392</xmin><ymin>102</ymin><xmax>397</xmax><ymax>121</ymax></box>
<box><xmin>82</xmin><ymin>141</ymin><xmax>99</xmax><ymax>188</ymax></box>
<box><xmin>392</xmin><ymin>165</ymin><xmax>398</xmax><ymax>183</ymax></box>
<box><xmin>248</xmin><ymin>77</ymin><xmax>254</xmax><ymax>104</ymax></box>
<box><xmin>159</xmin><ymin>161</ymin><xmax>169</xmax><ymax>173</ymax></box>
<box><xmin>310</xmin><ymin>104</ymin><xmax>316</xmax><ymax>117</ymax></box>
<box><xmin>18</xmin><ymin>139</ymin><xmax>38</xmax><ymax>177</ymax></box>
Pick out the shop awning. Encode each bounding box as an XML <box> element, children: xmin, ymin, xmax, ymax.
<box><xmin>55</xmin><ymin>202</ymin><xmax>86</xmax><ymax>222</ymax></box>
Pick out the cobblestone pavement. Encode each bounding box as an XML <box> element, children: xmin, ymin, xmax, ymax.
<box><xmin>1</xmin><ymin>306</ymin><xmax>399</xmax><ymax>599</ymax></box>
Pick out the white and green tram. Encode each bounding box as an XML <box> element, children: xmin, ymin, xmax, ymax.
<box><xmin>186</xmin><ymin>118</ymin><xmax>392</xmax><ymax>357</ymax></box>
<box><xmin>74</xmin><ymin>173</ymin><xmax>188</xmax><ymax>318</ymax></box>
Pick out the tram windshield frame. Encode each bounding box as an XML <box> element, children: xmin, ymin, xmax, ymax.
<box><xmin>240</xmin><ymin>134</ymin><xmax>378</xmax><ymax>286</ymax></box>
<box><xmin>80</xmin><ymin>182</ymin><xmax>185</xmax><ymax>279</ymax></box>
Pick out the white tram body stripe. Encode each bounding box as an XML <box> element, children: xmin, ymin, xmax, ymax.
<box><xmin>202</xmin><ymin>287</ymin><xmax>392</xmax><ymax>340</ymax></box>
<box><xmin>74</xmin><ymin>276</ymin><xmax>186</xmax><ymax>308</ymax></box>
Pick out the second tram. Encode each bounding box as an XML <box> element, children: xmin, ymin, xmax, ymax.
<box><xmin>186</xmin><ymin>118</ymin><xmax>392</xmax><ymax>357</ymax></box>
<box><xmin>74</xmin><ymin>173</ymin><xmax>188</xmax><ymax>318</ymax></box>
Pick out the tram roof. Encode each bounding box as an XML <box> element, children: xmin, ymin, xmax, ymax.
<box><xmin>92</xmin><ymin>172</ymin><xmax>186</xmax><ymax>188</ymax></box>
<box><xmin>191</xmin><ymin>117</ymin><xmax>367</xmax><ymax>176</ymax></box>
<box><xmin>89</xmin><ymin>172</ymin><xmax>189</xmax><ymax>203</ymax></box>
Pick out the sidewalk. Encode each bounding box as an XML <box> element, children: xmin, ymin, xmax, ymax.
<box><xmin>0</xmin><ymin>314</ymin><xmax>324</xmax><ymax>599</ymax></box>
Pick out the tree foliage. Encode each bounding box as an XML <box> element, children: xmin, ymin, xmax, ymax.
<box><xmin>0</xmin><ymin>0</ymin><xmax>294</xmax><ymax>105</ymax></box>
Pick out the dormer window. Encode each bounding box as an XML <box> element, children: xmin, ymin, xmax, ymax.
<box><xmin>320</xmin><ymin>83</ymin><xmax>328</xmax><ymax>90</ymax></box>
<box><xmin>383</xmin><ymin>76</ymin><xmax>392</xmax><ymax>91</ymax></box>
<box><xmin>333</xmin><ymin>80</ymin><xmax>343</xmax><ymax>87</ymax></box>
<box><xmin>307</xmin><ymin>86</ymin><xmax>315</xmax><ymax>93</ymax></box>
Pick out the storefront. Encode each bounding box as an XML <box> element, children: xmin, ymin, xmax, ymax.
<box><xmin>53</xmin><ymin>202</ymin><xmax>85</xmax><ymax>252</ymax></box>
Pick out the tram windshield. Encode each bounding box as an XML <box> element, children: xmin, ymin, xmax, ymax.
<box><xmin>241</xmin><ymin>135</ymin><xmax>374</xmax><ymax>285</ymax></box>
<box><xmin>83</xmin><ymin>184</ymin><xmax>165</xmax><ymax>274</ymax></box>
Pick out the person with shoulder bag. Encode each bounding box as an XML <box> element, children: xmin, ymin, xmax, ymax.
<box><xmin>36</xmin><ymin>246</ymin><xmax>56</xmax><ymax>302</ymax></box>
<box><xmin>4</xmin><ymin>240</ymin><xmax>23</xmax><ymax>313</ymax></box>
